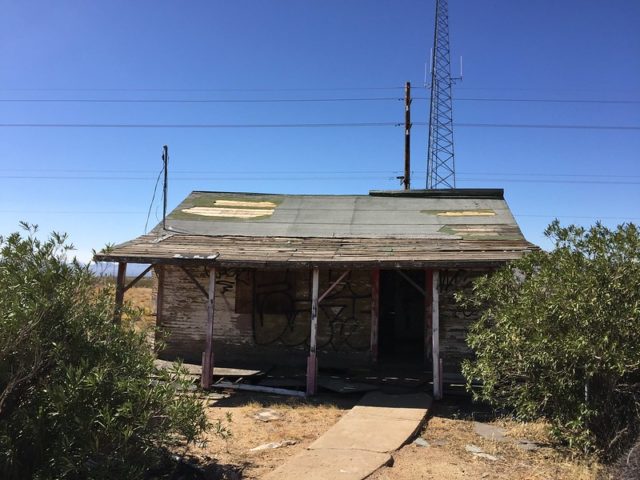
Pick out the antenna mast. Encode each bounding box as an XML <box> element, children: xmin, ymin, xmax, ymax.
<box><xmin>426</xmin><ymin>0</ymin><xmax>457</xmax><ymax>189</ymax></box>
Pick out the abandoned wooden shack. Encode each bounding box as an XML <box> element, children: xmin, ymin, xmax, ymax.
<box><xmin>94</xmin><ymin>188</ymin><xmax>535</xmax><ymax>398</ymax></box>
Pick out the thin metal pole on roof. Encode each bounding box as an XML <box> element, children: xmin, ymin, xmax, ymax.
<box><xmin>162</xmin><ymin>145</ymin><xmax>168</xmax><ymax>230</ymax></box>
<box><xmin>403</xmin><ymin>82</ymin><xmax>412</xmax><ymax>190</ymax></box>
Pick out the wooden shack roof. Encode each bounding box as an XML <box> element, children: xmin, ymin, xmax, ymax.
<box><xmin>94</xmin><ymin>189</ymin><xmax>536</xmax><ymax>268</ymax></box>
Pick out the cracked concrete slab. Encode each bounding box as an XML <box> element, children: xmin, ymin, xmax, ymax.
<box><xmin>263</xmin><ymin>392</ymin><xmax>431</xmax><ymax>480</ymax></box>
<box><xmin>262</xmin><ymin>449</ymin><xmax>392</xmax><ymax>480</ymax></box>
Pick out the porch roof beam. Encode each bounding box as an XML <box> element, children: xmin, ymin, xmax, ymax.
<box><xmin>318</xmin><ymin>270</ymin><xmax>350</xmax><ymax>304</ymax></box>
<box><xmin>397</xmin><ymin>270</ymin><xmax>426</xmax><ymax>296</ymax></box>
<box><xmin>180</xmin><ymin>266</ymin><xmax>210</xmax><ymax>299</ymax></box>
<box><xmin>123</xmin><ymin>265</ymin><xmax>154</xmax><ymax>292</ymax></box>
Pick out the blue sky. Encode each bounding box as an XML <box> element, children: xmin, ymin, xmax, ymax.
<box><xmin>1</xmin><ymin>0</ymin><xmax>639</xmax><ymax>262</ymax></box>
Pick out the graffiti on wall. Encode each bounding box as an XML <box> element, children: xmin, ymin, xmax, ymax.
<box><xmin>239</xmin><ymin>270</ymin><xmax>371</xmax><ymax>352</ymax></box>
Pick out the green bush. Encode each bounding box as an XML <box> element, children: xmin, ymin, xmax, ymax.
<box><xmin>459</xmin><ymin>220</ymin><xmax>640</xmax><ymax>457</ymax></box>
<box><xmin>0</xmin><ymin>225</ymin><xmax>208</xmax><ymax>479</ymax></box>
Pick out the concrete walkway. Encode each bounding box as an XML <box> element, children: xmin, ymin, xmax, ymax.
<box><xmin>263</xmin><ymin>391</ymin><xmax>432</xmax><ymax>480</ymax></box>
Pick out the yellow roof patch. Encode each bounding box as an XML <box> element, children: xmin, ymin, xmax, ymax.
<box><xmin>182</xmin><ymin>207</ymin><xmax>275</xmax><ymax>218</ymax></box>
<box><xmin>214</xmin><ymin>200</ymin><xmax>278</xmax><ymax>209</ymax></box>
<box><xmin>436</xmin><ymin>210</ymin><xmax>495</xmax><ymax>217</ymax></box>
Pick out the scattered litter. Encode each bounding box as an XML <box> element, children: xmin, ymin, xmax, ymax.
<box><xmin>249</xmin><ymin>439</ymin><xmax>297</xmax><ymax>452</ymax></box>
<box><xmin>466</xmin><ymin>444</ymin><xmax>500</xmax><ymax>461</ymax></box>
<box><xmin>208</xmin><ymin>392</ymin><xmax>228</xmax><ymax>400</ymax></box>
<box><xmin>213</xmin><ymin>381</ymin><xmax>305</xmax><ymax>397</ymax></box>
<box><xmin>465</xmin><ymin>444</ymin><xmax>484</xmax><ymax>454</ymax></box>
<box><xmin>413</xmin><ymin>437</ymin><xmax>430</xmax><ymax>447</ymax></box>
<box><xmin>474</xmin><ymin>422</ymin><xmax>508</xmax><ymax>442</ymax></box>
<box><xmin>253</xmin><ymin>409</ymin><xmax>281</xmax><ymax>422</ymax></box>
<box><xmin>473</xmin><ymin>452</ymin><xmax>499</xmax><ymax>461</ymax></box>
<box><xmin>517</xmin><ymin>439</ymin><xmax>540</xmax><ymax>451</ymax></box>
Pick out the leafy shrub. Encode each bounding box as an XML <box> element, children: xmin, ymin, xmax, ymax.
<box><xmin>459</xmin><ymin>220</ymin><xmax>640</xmax><ymax>457</ymax></box>
<box><xmin>0</xmin><ymin>225</ymin><xmax>208</xmax><ymax>479</ymax></box>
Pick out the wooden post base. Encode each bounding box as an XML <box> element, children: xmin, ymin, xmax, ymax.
<box><xmin>306</xmin><ymin>354</ymin><xmax>318</xmax><ymax>396</ymax></box>
<box><xmin>201</xmin><ymin>350</ymin><xmax>215</xmax><ymax>389</ymax></box>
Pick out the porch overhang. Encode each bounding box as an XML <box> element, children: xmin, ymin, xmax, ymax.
<box><xmin>93</xmin><ymin>233</ymin><xmax>536</xmax><ymax>268</ymax></box>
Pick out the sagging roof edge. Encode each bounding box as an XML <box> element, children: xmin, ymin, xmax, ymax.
<box><xmin>92</xmin><ymin>254</ymin><xmax>528</xmax><ymax>269</ymax></box>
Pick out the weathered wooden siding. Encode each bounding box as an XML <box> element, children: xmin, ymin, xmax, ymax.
<box><xmin>156</xmin><ymin>265</ymin><xmax>487</xmax><ymax>373</ymax></box>
<box><xmin>157</xmin><ymin>266</ymin><xmax>251</xmax><ymax>362</ymax></box>
<box><xmin>157</xmin><ymin>266</ymin><xmax>372</xmax><ymax>365</ymax></box>
<box><xmin>438</xmin><ymin>269</ymin><xmax>489</xmax><ymax>373</ymax></box>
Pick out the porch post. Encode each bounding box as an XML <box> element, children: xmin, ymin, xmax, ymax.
<box><xmin>370</xmin><ymin>268</ymin><xmax>380</xmax><ymax>363</ymax></box>
<box><xmin>432</xmin><ymin>270</ymin><xmax>442</xmax><ymax>400</ymax></box>
<box><xmin>201</xmin><ymin>266</ymin><xmax>217</xmax><ymax>389</ymax></box>
<box><xmin>306</xmin><ymin>267</ymin><xmax>320</xmax><ymax>396</ymax></box>
<box><xmin>114</xmin><ymin>262</ymin><xmax>127</xmax><ymax>324</ymax></box>
<box><xmin>155</xmin><ymin>265</ymin><xmax>165</xmax><ymax>327</ymax></box>
<box><xmin>424</xmin><ymin>269</ymin><xmax>433</xmax><ymax>365</ymax></box>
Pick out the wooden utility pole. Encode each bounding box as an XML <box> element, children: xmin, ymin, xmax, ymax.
<box><xmin>162</xmin><ymin>145</ymin><xmax>168</xmax><ymax>230</ymax></box>
<box><xmin>403</xmin><ymin>81</ymin><xmax>412</xmax><ymax>190</ymax></box>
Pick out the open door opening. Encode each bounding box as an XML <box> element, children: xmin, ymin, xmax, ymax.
<box><xmin>378</xmin><ymin>269</ymin><xmax>425</xmax><ymax>363</ymax></box>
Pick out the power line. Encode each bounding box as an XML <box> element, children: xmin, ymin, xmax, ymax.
<box><xmin>0</xmin><ymin>122</ymin><xmax>639</xmax><ymax>130</ymax></box>
<box><xmin>1</xmin><ymin>167</ymin><xmax>639</xmax><ymax>179</ymax></box>
<box><xmin>4</xmin><ymin>84</ymin><xmax>638</xmax><ymax>94</ymax></box>
<box><xmin>426</xmin><ymin>122</ymin><xmax>640</xmax><ymax>131</ymax></box>
<box><xmin>0</xmin><ymin>97</ymin><xmax>401</xmax><ymax>104</ymax></box>
<box><xmin>2</xmin><ymin>174</ymin><xmax>640</xmax><ymax>185</ymax></box>
<box><xmin>0</xmin><ymin>86</ymin><xmax>404</xmax><ymax>93</ymax></box>
<box><xmin>454</xmin><ymin>97</ymin><xmax>640</xmax><ymax>105</ymax></box>
<box><xmin>2</xmin><ymin>96</ymin><xmax>638</xmax><ymax>105</ymax></box>
<box><xmin>0</xmin><ymin>122</ymin><xmax>399</xmax><ymax>129</ymax></box>
<box><xmin>144</xmin><ymin>165</ymin><xmax>164</xmax><ymax>233</ymax></box>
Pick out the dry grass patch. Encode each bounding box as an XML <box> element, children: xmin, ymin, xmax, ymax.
<box><xmin>188</xmin><ymin>392</ymin><xmax>357</xmax><ymax>479</ymax></box>
<box><xmin>369</xmin><ymin>404</ymin><xmax>602</xmax><ymax>480</ymax></box>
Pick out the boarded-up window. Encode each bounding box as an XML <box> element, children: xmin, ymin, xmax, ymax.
<box><xmin>254</xmin><ymin>270</ymin><xmax>296</xmax><ymax>315</ymax></box>
<box><xmin>235</xmin><ymin>269</ymin><xmax>308</xmax><ymax>316</ymax></box>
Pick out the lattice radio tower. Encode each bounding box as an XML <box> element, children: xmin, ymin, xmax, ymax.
<box><xmin>426</xmin><ymin>0</ymin><xmax>458</xmax><ymax>189</ymax></box>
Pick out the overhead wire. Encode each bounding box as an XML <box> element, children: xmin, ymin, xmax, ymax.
<box><xmin>2</xmin><ymin>174</ymin><xmax>640</xmax><ymax>185</ymax></box>
<box><xmin>143</xmin><ymin>164</ymin><xmax>164</xmax><ymax>233</ymax></box>
<box><xmin>0</xmin><ymin>97</ymin><xmax>402</xmax><ymax>104</ymax></box>
<box><xmin>1</xmin><ymin>168</ymin><xmax>639</xmax><ymax>179</ymax></box>
<box><xmin>0</xmin><ymin>122</ymin><xmax>639</xmax><ymax>130</ymax></box>
<box><xmin>0</xmin><ymin>86</ymin><xmax>404</xmax><ymax>93</ymax></box>
<box><xmin>1</xmin><ymin>96</ymin><xmax>638</xmax><ymax>105</ymax></box>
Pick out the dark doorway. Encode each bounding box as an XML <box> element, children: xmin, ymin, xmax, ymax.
<box><xmin>378</xmin><ymin>270</ymin><xmax>425</xmax><ymax>362</ymax></box>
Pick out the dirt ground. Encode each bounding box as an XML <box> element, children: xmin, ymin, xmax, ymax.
<box><xmin>185</xmin><ymin>390</ymin><xmax>602</xmax><ymax>480</ymax></box>
<box><xmin>188</xmin><ymin>392</ymin><xmax>358</xmax><ymax>479</ymax></box>
<box><xmin>368</xmin><ymin>401</ymin><xmax>601</xmax><ymax>480</ymax></box>
<box><xmin>126</xmin><ymin>286</ymin><xmax>603</xmax><ymax>479</ymax></box>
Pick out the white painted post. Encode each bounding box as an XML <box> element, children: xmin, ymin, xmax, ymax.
<box><xmin>306</xmin><ymin>267</ymin><xmax>320</xmax><ymax>395</ymax></box>
<box><xmin>201</xmin><ymin>266</ymin><xmax>216</xmax><ymax>389</ymax></box>
<box><xmin>432</xmin><ymin>270</ymin><xmax>442</xmax><ymax>400</ymax></box>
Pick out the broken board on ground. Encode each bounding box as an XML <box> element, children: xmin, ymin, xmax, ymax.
<box><xmin>259</xmin><ymin>375</ymin><xmax>378</xmax><ymax>394</ymax></box>
<box><xmin>154</xmin><ymin>359</ymin><xmax>270</xmax><ymax>378</ymax></box>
